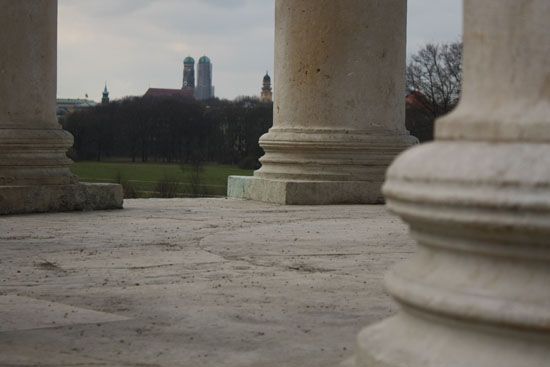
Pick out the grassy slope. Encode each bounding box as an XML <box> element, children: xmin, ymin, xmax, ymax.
<box><xmin>71</xmin><ymin>161</ymin><xmax>253</xmax><ymax>196</ymax></box>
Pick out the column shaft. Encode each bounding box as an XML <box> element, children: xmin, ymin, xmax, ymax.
<box><xmin>228</xmin><ymin>0</ymin><xmax>416</xmax><ymax>205</ymax></box>
<box><xmin>0</xmin><ymin>0</ymin><xmax>74</xmax><ymax>186</ymax></box>
<box><xmin>273</xmin><ymin>0</ymin><xmax>407</xmax><ymax>132</ymax></box>
<box><xmin>349</xmin><ymin>0</ymin><xmax>550</xmax><ymax>366</ymax></box>
<box><xmin>0</xmin><ymin>0</ymin><xmax>122</xmax><ymax>214</ymax></box>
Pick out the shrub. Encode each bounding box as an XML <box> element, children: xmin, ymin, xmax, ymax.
<box><xmin>238</xmin><ymin>156</ymin><xmax>261</xmax><ymax>170</ymax></box>
<box><xmin>115</xmin><ymin>171</ymin><xmax>138</xmax><ymax>198</ymax></box>
<box><xmin>155</xmin><ymin>174</ymin><xmax>181</xmax><ymax>198</ymax></box>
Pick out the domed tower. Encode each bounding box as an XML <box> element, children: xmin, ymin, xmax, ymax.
<box><xmin>101</xmin><ymin>83</ymin><xmax>109</xmax><ymax>105</ymax></box>
<box><xmin>195</xmin><ymin>56</ymin><xmax>214</xmax><ymax>101</ymax></box>
<box><xmin>182</xmin><ymin>56</ymin><xmax>195</xmax><ymax>96</ymax></box>
<box><xmin>261</xmin><ymin>72</ymin><xmax>273</xmax><ymax>103</ymax></box>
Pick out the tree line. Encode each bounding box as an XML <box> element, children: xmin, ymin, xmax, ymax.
<box><xmin>62</xmin><ymin>96</ymin><xmax>273</xmax><ymax>169</ymax></box>
<box><xmin>63</xmin><ymin>40</ymin><xmax>463</xmax><ymax>166</ymax></box>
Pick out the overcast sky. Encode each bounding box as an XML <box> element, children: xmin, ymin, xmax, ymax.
<box><xmin>58</xmin><ymin>0</ymin><xmax>462</xmax><ymax>101</ymax></box>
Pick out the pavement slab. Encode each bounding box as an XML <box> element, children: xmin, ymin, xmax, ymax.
<box><xmin>0</xmin><ymin>198</ymin><xmax>414</xmax><ymax>367</ymax></box>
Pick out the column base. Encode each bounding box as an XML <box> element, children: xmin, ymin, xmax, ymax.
<box><xmin>227</xmin><ymin>176</ymin><xmax>384</xmax><ymax>205</ymax></box>
<box><xmin>345</xmin><ymin>141</ymin><xmax>550</xmax><ymax>366</ymax></box>
<box><xmin>350</xmin><ymin>311</ymin><xmax>550</xmax><ymax>367</ymax></box>
<box><xmin>0</xmin><ymin>183</ymin><xmax>123</xmax><ymax>215</ymax></box>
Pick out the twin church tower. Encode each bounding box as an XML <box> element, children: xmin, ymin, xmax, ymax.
<box><xmin>183</xmin><ymin>56</ymin><xmax>272</xmax><ymax>103</ymax></box>
<box><xmin>144</xmin><ymin>56</ymin><xmax>272</xmax><ymax>102</ymax></box>
<box><xmin>183</xmin><ymin>56</ymin><xmax>214</xmax><ymax>101</ymax></box>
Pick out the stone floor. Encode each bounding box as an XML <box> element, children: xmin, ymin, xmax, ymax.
<box><xmin>0</xmin><ymin>198</ymin><xmax>414</xmax><ymax>367</ymax></box>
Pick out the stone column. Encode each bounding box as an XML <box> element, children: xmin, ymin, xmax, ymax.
<box><xmin>0</xmin><ymin>0</ymin><xmax>122</xmax><ymax>215</ymax></box>
<box><xmin>228</xmin><ymin>0</ymin><xmax>416</xmax><ymax>205</ymax></box>
<box><xmin>347</xmin><ymin>0</ymin><xmax>550</xmax><ymax>366</ymax></box>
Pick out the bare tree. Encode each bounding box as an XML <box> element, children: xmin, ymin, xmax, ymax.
<box><xmin>407</xmin><ymin>42</ymin><xmax>463</xmax><ymax>118</ymax></box>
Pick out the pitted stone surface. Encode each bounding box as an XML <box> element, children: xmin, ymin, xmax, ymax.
<box><xmin>227</xmin><ymin>176</ymin><xmax>385</xmax><ymax>205</ymax></box>
<box><xmin>0</xmin><ymin>198</ymin><xmax>412</xmax><ymax>367</ymax></box>
<box><xmin>0</xmin><ymin>183</ymin><xmax>123</xmax><ymax>215</ymax></box>
<box><xmin>0</xmin><ymin>295</ymin><xmax>129</xmax><ymax>332</ymax></box>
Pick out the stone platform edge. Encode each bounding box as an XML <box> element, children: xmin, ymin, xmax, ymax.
<box><xmin>0</xmin><ymin>183</ymin><xmax>123</xmax><ymax>215</ymax></box>
<box><xmin>227</xmin><ymin>176</ymin><xmax>384</xmax><ymax>205</ymax></box>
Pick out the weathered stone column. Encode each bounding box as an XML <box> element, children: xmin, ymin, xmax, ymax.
<box><xmin>347</xmin><ymin>0</ymin><xmax>550</xmax><ymax>366</ymax></box>
<box><xmin>0</xmin><ymin>0</ymin><xmax>122</xmax><ymax>215</ymax></box>
<box><xmin>228</xmin><ymin>0</ymin><xmax>416</xmax><ymax>205</ymax></box>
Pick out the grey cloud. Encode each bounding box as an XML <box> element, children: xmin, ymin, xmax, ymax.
<box><xmin>202</xmin><ymin>0</ymin><xmax>249</xmax><ymax>9</ymax></box>
<box><xmin>57</xmin><ymin>0</ymin><xmax>461</xmax><ymax>101</ymax></box>
<box><xmin>61</xmin><ymin>0</ymin><xmax>157</xmax><ymax>17</ymax></box>
<box><xmin>407</xmin><ymin>0</ymin><xmax>463</xmax><ymax>54</ymax></box>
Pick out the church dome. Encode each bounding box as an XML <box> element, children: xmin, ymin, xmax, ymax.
<box><xmin>184</xmin><ymin>56</ymin><xmax>195</xmax><ymax>64</ymax></box>
<box><xmin>263</xmin><ymin>72</ymin><xmax>271</xmax><ymax>82</ymax></box>
<box><xmin>198</xmin><ymin>56</ymin><xmax>211</xmax><ymax>64</ymax></box>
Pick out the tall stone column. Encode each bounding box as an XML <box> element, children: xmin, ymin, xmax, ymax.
<box><xmin>228</xmin><ymin>0</ymin><xmax>416</xmax><ymax>205</ymax></box>
<box><xmin>348</xmin><ymin>0</ymin><xmax>550</xmax><ymax>366</ymax></box>
<box><xmin>0</xmin><ymin>0</ymin><xmax>122</xmax><ymax>215</ymax></box>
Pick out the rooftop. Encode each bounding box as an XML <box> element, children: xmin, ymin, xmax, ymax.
<box><xmin>57</xmin><ymin>98</ymin><xmax>97</xmax><ymax>107</ymax></box>
<box><xmin>0</xmin><ymin>198</ymin><xmax>413</xmax><ymax>367</ymax></box>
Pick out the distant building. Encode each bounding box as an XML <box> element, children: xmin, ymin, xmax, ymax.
<box><xmin>56</xmin><ymin>98</ymin><xmax>97</xmax><ymax>121</ymax></box>
<box><xmin>260</xmin><ymin>72</ymin><xmax>273</xmax><ymax>103</ymax></box>
<box><xmin>182</xmin><ymin>56</ymin><xmax>195</xmax><ymax>95</ymax></box>
<box><xmin>405</xmin><ymin>90</ymin><xmax>434</xmax><ymax>142</ymax></box>
<box><xmin>102</xmin><ymin>83</ymin><xmax>110</xmax><ymax>105</ymax></box>
<box><xmin>195</xmin><ymin>56</ymin><xmax>215</xmax><ymax>101</ymax></box>
<box><xmin>145</xmin><ymin>55</ymin><xmax>208</xmax><ymax>100</ymax></box>
<box><xmin>406</xmin><ymin>90</ymin><xmax>430</xmax><ymax>112</ymax></box>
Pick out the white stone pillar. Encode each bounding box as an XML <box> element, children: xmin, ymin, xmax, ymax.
<box><xmin>0</xmin><ymin>0</ymin><xmax>122</xmax><ymax>215</ymax></box>
<box><xmin>348</xmin><ymin>1</ymin><xmax>550</xmax><ymax>366</ymax></box>
<box><xmin>228</xmin><ymin>0</ymin><xmax>416</xmax><ymax>205</ymax></box>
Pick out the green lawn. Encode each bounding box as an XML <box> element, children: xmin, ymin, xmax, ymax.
<box><xmin>71</xmin><ymin>161</ymin><xmax>253</xmax><ymax>197</ymax></box>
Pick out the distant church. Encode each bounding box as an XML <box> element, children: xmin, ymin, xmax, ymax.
<box><xmin>260</xmin><ymin>72</ymin><xmax>272</xmax><ymax>103</ymax></box>
<box><xmin>102</xmin><ymin>83</ymin><xmax>110</xmax><ymax>104</ymax></box>
<box><xmin>145</xmin><ymin>55</ymin><xmax>215</xmax><ymax>101</ymax></box>
<box><xmin>194</xmin><ymin>56</ymin><xmax>215</xmax><ymax>101</ymax></box>
<box><xmin>182</xmin><ymin>56</ymin><xmax>195</xmax><ymax>96</ymax></box>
